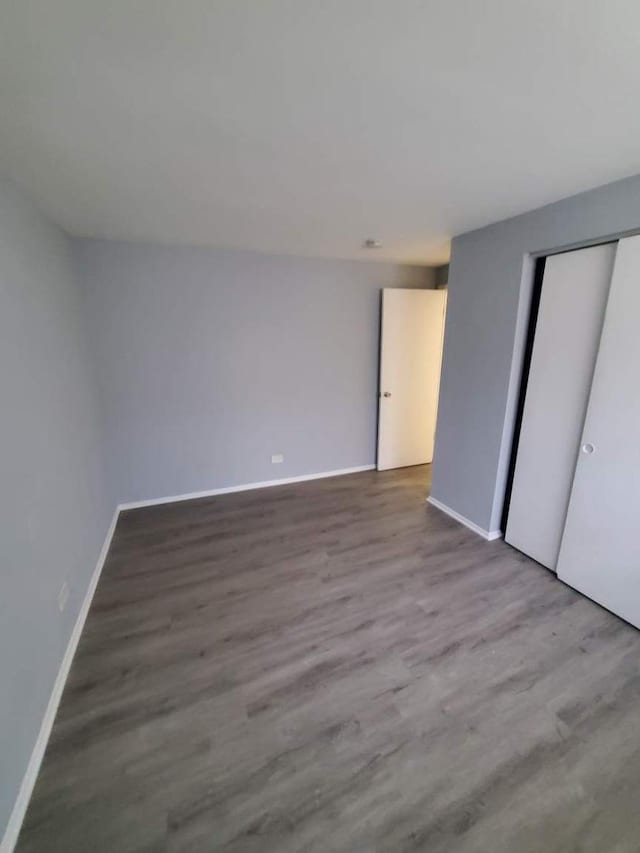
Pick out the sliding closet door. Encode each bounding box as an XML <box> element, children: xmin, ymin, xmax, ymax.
<box><xmin>557</xmin><ymin>235</ymin><xmax>640</xmax><ymax>628</ymax></box>
<box><xmin>505</xmin><ymin>244</ymin><xmax>615</xmax><ymax>570</ymax></box>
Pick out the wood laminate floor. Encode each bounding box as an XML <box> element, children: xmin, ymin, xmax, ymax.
<box><xmin>17</xmin><ymin>466</ymin><xmax>640</xmax><ymax>852</ymax></box>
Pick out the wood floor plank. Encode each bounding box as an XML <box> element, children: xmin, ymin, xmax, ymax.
<box><xmin>16</xmin><ymin>465</ymin><xmax>640</xmax><ymax>852</ymax></box>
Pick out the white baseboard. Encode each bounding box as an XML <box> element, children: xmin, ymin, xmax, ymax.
<box><xmin>0</xmin><ymin>507</ymin><xmax>120</xmax><ymax>853</ymax></box>
<box><xmin>427</xmin><ymin>495</ymin><xmax>502</xmax><ymax>541</ymax></box>
<box><xmin>1</xmin><ymin>462</ymin><xmax>394</xmax><ymax>850</ymax></box>
<box><xmin>118</xmin><ymin>465</ymin><xmax>376</xmax><ymax>511</ymax></box>
<box><xmin>1</xmin><ymin>463</ymin><xmax>377</xmax><ymax>850</ymax></box>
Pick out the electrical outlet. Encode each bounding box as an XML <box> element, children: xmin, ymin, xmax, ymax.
<box><xmin>58</xmin><ymin>580</ymin><xmax>69</xmax><ymax>613</ymax></box>
<box><xmin>271</xmin><ymin>453</ymin><xmax>284</xmax><ymax>464</ymax></box>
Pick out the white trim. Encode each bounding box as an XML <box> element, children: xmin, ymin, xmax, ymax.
<box><xmin>3</xmin><ymin>462</ymin><xmax>377</xmax><ymax>850</ymax></box>
<box><xmin>1</xmin><ymin>507</ymin><xmax>120</xmax><ymax>853</ymax></box>
<box><xmin>0</xmin><ymin>462</ymin><xmax>383</xmax><ymax>850</ymax></box>
<box><xmin>118</xmin><ymin>465</ymin><xmax>376</xmax><ymax>511</ymax></box>
<box><xmin>427</xmin><ymin>496</ymin><xmax>502</xmax><ymax>541</ymax></box>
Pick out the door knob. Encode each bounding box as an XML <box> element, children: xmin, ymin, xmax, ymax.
<box><xmin>582</xmin><ymin>442</ymin><xmax>595</xmax><ymax>454</ymax></box>
<box><xmin>383</xmin><ymin>391</ymin><xmax>392</xmax><ymax>398</ymax></box>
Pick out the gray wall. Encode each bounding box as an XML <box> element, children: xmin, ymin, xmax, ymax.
<box><xmin>0</xmin><ymin>179</ymin><xmax>111</xmax><ymax>836</ymax></box>
<box><xmin>75</xmin><ymin>239</ymin><xmax>434</xmax><ymax>504</ymax></box>
<box><xmin>431</xmin><ymin>172</ymin><xmax>640</xmax><ymax>534</ymax></box>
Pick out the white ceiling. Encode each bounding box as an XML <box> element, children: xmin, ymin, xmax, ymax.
<box><xmin>1</xmin><ymin>1</ymin><xmax>639</xmax><ymax>264</ymax></box>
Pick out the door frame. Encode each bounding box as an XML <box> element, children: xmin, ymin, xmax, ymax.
<box><xmin>498</xmin><ymin>238</ymin><xmax>622</xmax><ymax>534</ymax></box>
<box><xmin>376</xmin><ymin>288</ymin><xmax>447</xmax><ymax>471</ymax></box>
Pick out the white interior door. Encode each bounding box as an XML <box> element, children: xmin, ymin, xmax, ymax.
<box><xmin>557</xmin><ymin>235</ymin><xmax>640</xmax><ymax>628</ymax></box>
<box><xmin>377</xmin><ymin>288</ymin><xmax>446</xmax><ymax>471</ymax></box>
<box><xmin>505</xmin><ymin>244</ymin><xmax>615</xmax><ymax>569</ymax></box>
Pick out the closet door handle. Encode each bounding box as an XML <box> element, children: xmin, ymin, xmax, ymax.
<box><xmin>582</xmin><ymin>442</ymin><xmax>595</xmax><ymax>455</ymax></box>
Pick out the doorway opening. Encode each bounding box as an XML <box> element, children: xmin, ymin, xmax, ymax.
<box><xmin>500</xmin><ymin>256</ymin><xmax>546</xmax><ymax>533</ymax></box>
<box><xmin>502</xmin><ymin>241</ymin><xmax>616</xmax><ymax>571</ymax></box>
<box><xmin>376</xmin><ymin>287</ymin><xmax>447</xmax><ymax>474</ymax></box>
